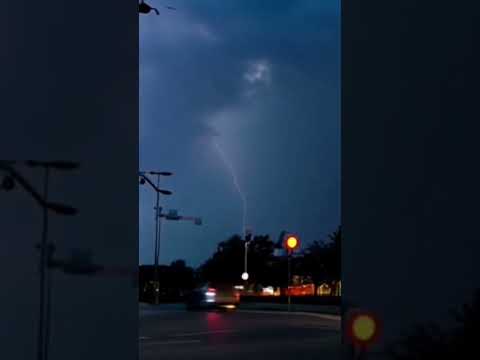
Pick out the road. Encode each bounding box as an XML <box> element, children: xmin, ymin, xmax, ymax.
<box><xmin>139</xmin><ymin>304</ymin><xmax>341</xmax><ymax>360</ymax></box>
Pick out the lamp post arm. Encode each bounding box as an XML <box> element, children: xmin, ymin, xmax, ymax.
<box><xmin>0</xmin><ymin>162</ymin><xmax>47</xmax><ymax>207</ymax></box>
<box><xmin>139</xmin><ymin>174</ymin><xmax>161</xmax><ymax>193</ymax></box>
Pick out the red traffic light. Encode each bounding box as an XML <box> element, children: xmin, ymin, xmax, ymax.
<box><xmin>283</xmin><ymin>234</ymin><xmax>300</xmax><ymax>251</ymax></box>
<box><xmin>345</xmin><ymin>310</ymin><xmax>381</xmax><ymax>348</ymax></box>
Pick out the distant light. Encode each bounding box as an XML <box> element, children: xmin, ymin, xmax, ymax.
<box><xmin>222</xmin><ymin>305</ymin><xmax>236</xmax><ymax>309</ymax></box>
<box><xmin>205</xmin><ymin>291</ymin><xmax>216</xmax><ymax>297</ymax></box>
<box><xmin>234</xmin><ymin>285</ymin><xmax>244</xmax><ymax>290</ymax></box>
<box><xmin>241</xmin><ymin>272</ymin><xmax>249</xmax><ymax>281</ymax></box>
<box><xmin>262</xmin><ymin>286</ymin><xmax>274</xmax><ymax>295</ymax></box>
<box><xmin>206</xmin><ymin>299</ymin><xmax>215</xmax><ymax>303</ymax></box>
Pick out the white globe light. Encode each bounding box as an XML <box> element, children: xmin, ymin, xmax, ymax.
<box><xmin>241</xmin><ymin>272</ymin><xmax>249</xmax><ymax>281</ymax></box>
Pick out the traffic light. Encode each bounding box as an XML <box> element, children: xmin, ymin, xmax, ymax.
<box><xmin>283</xmin><ymin>234</ymin><xmax>300</xmax><ymax>252</ymax></box>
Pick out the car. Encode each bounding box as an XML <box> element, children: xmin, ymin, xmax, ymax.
<box><xmin>186</xmin><ymin>283</ymin><xmax>240</xmax><ymax>311</ymax></box>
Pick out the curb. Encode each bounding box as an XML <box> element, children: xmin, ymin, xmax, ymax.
<box><xmin>139</xmin><ymin>303</ymin><xmax>341</xmax><ymax>321</ymax></box>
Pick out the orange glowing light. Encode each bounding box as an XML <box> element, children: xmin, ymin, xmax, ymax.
<box><xmin>352</xmin><ymin>315</ymin><xmax>376</xmax><ymax>342</ymax></box>
<box><xmin>286</xmin><ymin>237</ymin><xmax>298</xmax><ymax>249</ymax></box>
<box><xmin>346</xmin><ymin>311</ymin><xmax>381</xmax><ymax>348</ymax></box>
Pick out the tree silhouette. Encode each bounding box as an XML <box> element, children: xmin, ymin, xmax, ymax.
<box><xmin>324</xmin><ymin>225</ymin><xmax>341</xmax><ymax>281</ymax></box>
<box><xmin>198</xmin><ymin>235</ymin><xmax>245</xmax><ymax>284</ymax></box>
<box><xmin>299</xmin><ymin>226</ymin><xmax>341</xmax><ymax>292</ymax></box>
<box><xmin>189</xmin><ymin>228</ymin><xmax>342</xmax><ymax>292</ymax></box>
<box><xmin>198</xmin><ymin>234</ymin><xmax>276</xmax><ymax>285</ymax></box>
<box><xmin>139</xmin><ymin>259</ymin><xmax>195</xmax><ymax>302</ymax></box>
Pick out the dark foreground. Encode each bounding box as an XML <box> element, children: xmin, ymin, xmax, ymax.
<box><xmin>139</xmin><ymin>304</ymin><xmax>341</xmax><ymax>360</ymax></box>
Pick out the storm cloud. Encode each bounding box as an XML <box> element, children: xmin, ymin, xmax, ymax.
<box><xmin>140</xmin><ymin>0</ymin><xmax>340</xmax><ymax>266</ymax></box>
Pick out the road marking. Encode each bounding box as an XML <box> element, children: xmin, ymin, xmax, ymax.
<box><xmin>171</xmin><ymin>329</ymin><xmax>237</xmax><ymax>337</ymax></box>
<box><xmin>139</xmin><ymin>309</ymin><xmax>185</xmax><ymax>315</ymax></box>
<box><xmin>143</xmin><ymin>340</ymin><xmax>202</xmax><ymax>346</ymax></box>
<box><xmin>238</xmin><ymin>309</ymin><xmax>341</xmax><ymax>321</ymax></box>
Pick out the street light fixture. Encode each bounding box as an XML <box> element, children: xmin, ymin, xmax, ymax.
<box><xmin>149</xmin><ymin>171</ymin><xmax>173</xmax><ymax>176</ymax></box>
<box><xmin>46</xmin><ymin>202</ymin><xmax>78</xmax><ymax>216</ymax></box>
<box><xmin>139</xmin><ymin>1</ymin><xmax>177</xmax><ymax>16</ymax></box>
<box><xmin>285</xmin><ymin>235</ymin><xmax>300</xmax><ymax>252</ymax></box>
<box><xmin>26</xmin><ymin>160</ymin><xmax>79</xmax><ymax>170</ymax></box>
<box><xmin>139</xmin><ymin>172</ymin><xmax>172</xmax><ymax>195</ymax></box>
<box><xmin>139</xmin><ymin>1</ymin><xmax>159</xmax><ymax>15</ymax></box>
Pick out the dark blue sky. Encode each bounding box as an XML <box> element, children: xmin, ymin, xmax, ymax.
<box><xmin>139</xmin><ymin>0</ymin><xmax>340</xmax><ymax>267</ymax></box>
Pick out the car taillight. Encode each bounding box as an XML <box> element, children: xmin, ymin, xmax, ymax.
<box><xmin>205</xmin><ymin>288</ymin><xmax>216</xmax><ymax>297</ymax></box>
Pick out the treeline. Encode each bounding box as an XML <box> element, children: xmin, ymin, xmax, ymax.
<box><xmin>139</xmin><ymin>260</ymin><xmax>195</xmax><ymax>303</ymax></box>
<box><xmin>198</xmin><ymin>226</ymin><xmax>341</xmax><ymax>290</ymax></box>
<box><xmin>139</xmin><ymin>226</ymin><xmax>341</xmax><ymax>302</ymax></box>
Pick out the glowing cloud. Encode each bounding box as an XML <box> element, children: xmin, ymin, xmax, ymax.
<box><xmin>244</xmin><ymin>60</ymin><xmax>272</xmax><ymax>86</ymax></box>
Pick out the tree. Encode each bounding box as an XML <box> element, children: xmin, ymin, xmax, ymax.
<box><xmin>198</xmin><ymin>235</ymin><xmax>245</xmax><ymax>284</ymax></box>
<box><xmin>299</xmin><ymin>226</ymin><xmax>342</xmax><ymax>293</ymax></box>
<box><xmin>168</xmin><ymin>259</ymin><xmax>194</xmax><ymax>292</ymax></box>
<box><xmin>300</xmin><ymin>240</ymin><xmax>328</xmax><ymax>285</ymax></box>
<box><xmin>324</xmin><ymin>225</ymin><xmax>341</xmax><ymax>281</ymax></box>
<box><xmin>198</xmin><ymin>234</ymin><xmax>276</xmax><ymax>285</ymax></box>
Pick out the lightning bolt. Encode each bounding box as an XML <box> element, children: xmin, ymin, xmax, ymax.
<box><xmin>213</xmin><ymin>140</ymin><xmax>247</xmax><ymax>236</ymax></box>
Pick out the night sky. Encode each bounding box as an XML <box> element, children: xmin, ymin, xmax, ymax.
<box><xmin>139</xmin><ymin>0</ymin><xmax>340</xmax><ymax>267</ymax></box>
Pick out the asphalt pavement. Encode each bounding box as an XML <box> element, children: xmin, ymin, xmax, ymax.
<box><xmin>139</xmin><ymin>304</ymin><xmax>342</xmax><ymax>360</ymax></box>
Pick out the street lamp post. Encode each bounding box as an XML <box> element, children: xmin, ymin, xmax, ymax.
<box><xmin>243</xmin><ymin>229</ymin><xmax>252</xmax><ymax>288</ymax></box>
<box><xmin>139</xmin><ymin>171</ymin><xmax>172</xmax><ymax>305</ymax></box>
<box><xmin>287</xmin><ymin>251</ymin><xmax>292</xmax><ymax>311</ymax></box>
<box><xmin>244</xmin><ymin>242</ymin><xmax>248</xmax><ymax>278</ymax></box>
<box><xmin>1</xmin><ymin>160</ymin><xmax>78</xmax><ymax>360</ymax></box>
<box><xmin>283</xmin><ymin>234</ymin><xmax>300</xmax><ymax>312</ymax></box>
<box><xmin>26</xmin><ymin>161</ymin><xmax>79</xmax><ymax>360</ymax></box>
<box><xmin>153</xmin><ymin>175</ymin><xmax>161</xmax><ymax>305</ymax></box>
